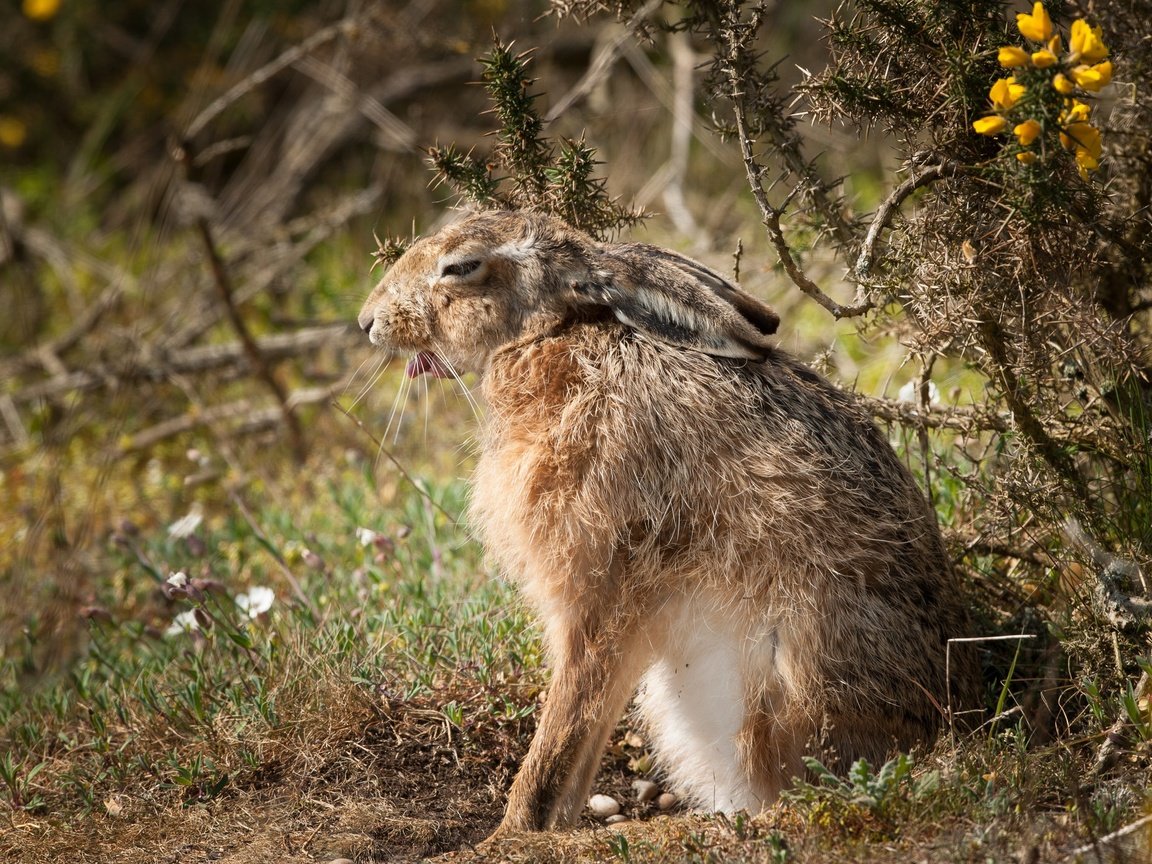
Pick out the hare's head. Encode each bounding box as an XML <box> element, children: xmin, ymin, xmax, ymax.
<box><xmin>357</xmin><ymin>210</ymin><xmax>778</xmax><ymax>378</ymax></box>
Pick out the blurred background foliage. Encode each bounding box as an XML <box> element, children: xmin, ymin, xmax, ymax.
<box><xmin>1</xmin><ymin>0</ymin><xmax>878</xmax><ymax>670</ymax></box>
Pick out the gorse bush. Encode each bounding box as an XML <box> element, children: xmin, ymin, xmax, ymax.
<box><xmin>428</xmin><ymin>38</ymin><xmax>644</xmax><ymax>242</ymax></box>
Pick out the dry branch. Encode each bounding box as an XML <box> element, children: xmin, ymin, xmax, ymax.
<box><xmin>11</xmin><ymin>325</ymin><xmax>356</xmax><ymax>404</ymax></box>
<box><xmin>1090</xmin><ymin>667</ymin><xmax>1151</xmax><ymax>778</ymax></box>
<box><xmin>119</xmin><ymin>385</ymin><xmax>342</xmax><ymax>454</ymax></box>
<box><xmin>184</xmin><ymin>15</ymin><xmax>363</xmax><ymax>140</ymax></box>
<box><xmin>172</xmin><ymin>184</ymin><xmax>383</xmax><ymax>350</ymax></box>
<box><xmin>720</xmin><ymin>8</ymin><xmax>870</xmax><ymax>319</ymax></box>
<box><xmin>857</xmin><ymin>393</ymin><xmax>1010</xmax><ymax>434</ymax></box>
<box><xmin>855</xmin><ymin>159</ymin><xmax>964</xmax><ymax>278</ymax></box>
<box><xmin>545</xmin><ymin>0</ymin><xmax>664</xmax><ymax>122</ymax></box>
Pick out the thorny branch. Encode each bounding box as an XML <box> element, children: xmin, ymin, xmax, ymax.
<box><xmin>857</xmin><ymin>394</ymin><xmax>1009</xmax><ymax>433</ymax></box>
<box><xmin>977</xmin><ymin>318</ymin><xmax>1088</xmax><ymax>500</ymax></box>
<box><xmin>719</xmin><ymin>4</ymin><xmax>872</xmax><ymax>319</ymax></box>
<box><xmin>855</xmin><ymin>159</ymin><xmax>965</xmax><ymax>278</ymax></box>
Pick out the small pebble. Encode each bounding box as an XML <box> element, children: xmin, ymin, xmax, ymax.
<box><xmin>605</xmin><ymin>814</ymin><xmax>629</xmax><ymax>825</ymax></box>
<box><xmin>632</xmin><ymin>779</ymin><xmax>659</xmax><ymax>803</ymax></box>
<box><xmin>587</xmin><ymin>793</ymin><xmax>622</xmax><ymax>818</ymax></box>
<box><xmin>656</xmin><ymin>792</ymin><xmax>679</xmax><ymax>811</ymax></box>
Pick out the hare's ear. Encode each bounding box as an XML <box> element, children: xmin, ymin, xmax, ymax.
<box><xmin>573</xmin><ymin>245</ymin><xmax>778</xmax><ymax>361</ymax></box>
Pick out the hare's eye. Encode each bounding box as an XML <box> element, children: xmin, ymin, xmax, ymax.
<box><xmin>441</xmin><ymin>259</ymin><xmax>482</xmax><ymax>279</ymax></box>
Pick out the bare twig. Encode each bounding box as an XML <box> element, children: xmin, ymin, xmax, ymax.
<box><xmin>293</xmin><ymin>54</ymin><xmax>419</xmax><ymax>151</ymax></box>
<box><xmin>119</xmin><ymin>385</ymin><xmax>339</xmax><ymax>454</ymax></box>
<box><xmin>11</xmin><ymin>325</ymin><xmax>356</xmax><ymax>404</ymax></box>
<box><xmin>0</xmin><ymin>394</ymin><xmax>28</xmax><ymax>448</ymax></box>
<box><xmin>1066</xmin><ymin>812</ymin><xmax>1152</xmax><ymax>859</ymax></box>
<box><xmin>947</xmin><ymin>634</ymin><xmax>1037</xmax><ymax>744</ymax></box>
<box><xmin>171</xmin><ymin>184</ymin><xmax>383</xmax><ymax>349</ymax></box>
<box><xmin>545</xmin><ymin>0</ymin><xmax>663</xmax><ymax>122</ymax></box>
<box><xmin>1090</xmin><ymin>668</ymin><xmax>1150</xmax><ymax>779</ymax></box>
<box><xmin>661</xmin><ymin>31</ymin><xmax>702</xmax><ymax>242</ymax></box>
<box><xmin>855</xmin><ymin>160</ymin><xmax>964</xmax><ymax>278</ymax></box>
<box><xmin>184</xmin><ymin>15</ymin><xmax>362</xmax><ymax>140</ymax></box>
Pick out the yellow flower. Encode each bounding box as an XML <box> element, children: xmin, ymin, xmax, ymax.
<box><xmin>989</xmin><ymin>77</ymin><xmax>1026</xmax><ymax>110</ymax></box>
<box><xmin>1070</xmin><ymin>19</ymin><xmax>1109</xmax><ymax>63</ymax></box>
<box><xmin>1047</xmin><ymin>34</ymin><xmax>1062</xmax><ymax>54</ymax></box>
<box><xmin>1062</xmin><ymin>100</ymin><xmax>1091</xmax><ymax>123</ymax></box>
<box><xmin>1075</xmin><ymin>149</ymin><xmax>1099</xmax><ymax>171</ymax></box>
<box><xmin>1017</xmin><ymin>2</ymin><xmax>1053</xmax><ymax>42</ymax></box>
<box><xmin>1031</xmin><ymin>50</ymin><xmax>1058</xmax><ymax>68</ymax></box>
<box><xmin>998</xmin><ymin>46</ymin><xmax>1031</xmax><ymax>68</ymax></box>
<box><xmin>1014</xmin><ymin>119</ymin><xmax>1042</xmax><ymax>146</ymax></box>
<box><xmin>1076</xmin><ymin>147</ymin><xmax>1100</xmax><ymax>180</ymax></box>
<box><xmin>1064</xmin><ymin>122</ymin><xmax>1102</xmax><ymax>159</ymax></box>
<box><xmin>22</xmin><ymin>0</ymin><xmax>60</xmax><ymax>21</ymax></box>
<box><xmin>1052</xmin><ymin>73</ymin><xmax>1075</xmax><ymax>95</ymax></box>
<box><xmin>0</xmin><ymin>116</ymin><xmax>27</xmax><ymax>149</ymax></box>
<box><xmin>1070</xmin><ymin>61</ymin><xmax>1112</xmax><ymax>92</ymax></box>
<box><xmin>973</xmin><ymin>115</ymin><xmax>1008</xmax><ymax>136</ymax></box>
<box><xmin>1017</xmin><ymin>151</ymin><xmax>1038</xmax><ymax>165</ymax></box>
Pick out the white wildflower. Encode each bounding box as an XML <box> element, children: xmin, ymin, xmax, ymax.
<box><xmin>235</xmin><ymin>586</ymin><xmax>275</xmax><ymax>618</ymax></box>
<box><xmin>355</xmin><ymin>526</ymin><xmax>378</xmax><ymax>547</ymax></box>
<box><xmin>165</xmin><ymin>609</ymin><xmax>200</xmax><ymax>637</ymax></box>
<box><xmin>166</xmin><ymin>571</ymin><xmax>189</xmax><ymax>589</ymax></box>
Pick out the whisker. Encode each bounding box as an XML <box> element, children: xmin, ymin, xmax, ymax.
<box><xmin>391</xmin><ymin>371</ymin><xmax>413</xmax><ymax>447</ymax></box>
<box><xmin>341</xmin><ymin>349</ymin><xmax>379</xmax><ymax>397</ymax></box>
<box><xmin>429</xmin><ymin>343</ymin><xmax>483</xmax><ymax>424</ymax></box>
<box><xmin>383</xmin><ymin>366</ymin><xmax>411</xmax><ymax>446</ymax></box>
<box><xmin>419</xmin><ymin>363</ymin><xmax>432</xmax><ymax>445</ymax></box>
<box><xmin>348</xmin><ymin>352</ymin><xmax>390</xmax><ymax>410</ymax></box>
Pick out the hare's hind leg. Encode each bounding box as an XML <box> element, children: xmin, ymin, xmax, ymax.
<box><xmin>493</xmin><ymin>611</ymin><xmax>648</xmax><ymax>836</ymax></box>
<box><xmin>736</xmin><ymin>682</ymin><xmax>811</xmax><ymax>804</ymax></box>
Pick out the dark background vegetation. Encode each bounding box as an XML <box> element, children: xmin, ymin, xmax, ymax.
<box><xmin>1</xmin><ymin>1</ymin><xmax>1149</xmax><ymax>862</ymax></box>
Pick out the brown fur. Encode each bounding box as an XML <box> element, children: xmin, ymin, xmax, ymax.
<box><xmin>358</xmin><ymin>210</ymin><xmax>978</xmax><ymax>839</ymax></box>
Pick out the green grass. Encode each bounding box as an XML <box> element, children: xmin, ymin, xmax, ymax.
<box><xmin>0</xmin><ymin>456</ymin><xmax>548</xmax><ymax>860</ymax></box>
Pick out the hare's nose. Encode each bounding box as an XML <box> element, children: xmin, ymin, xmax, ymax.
<box><xmin>357</xmin><ymin>309</ymin><xmax>374</xmax><ymax>335</ymax></box>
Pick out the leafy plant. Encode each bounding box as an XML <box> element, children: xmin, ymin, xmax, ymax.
<box><xmin>785</xmin><ymin>753</ymin><xmax>937</xmax><ymax>822</ymax></box>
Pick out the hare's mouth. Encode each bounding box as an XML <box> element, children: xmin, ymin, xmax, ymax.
<box><xmin>405</xmin><ymin>351</ymin><xmax>453</xmax><ymax>379</ymax></box>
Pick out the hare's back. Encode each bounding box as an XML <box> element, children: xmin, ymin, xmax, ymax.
<box><xmin>484</xmin><ymin>325</ymin><xmax>928</xmax><ymax>541</ymax></box>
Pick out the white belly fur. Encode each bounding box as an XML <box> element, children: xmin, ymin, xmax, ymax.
<box><xmin>635</xmin><ymin>602</ymin><xmax>772</xmax><ymax>812</ymax></box>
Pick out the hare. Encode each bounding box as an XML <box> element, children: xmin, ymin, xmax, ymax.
<box><xmin>357</xmin><ymin>209</ymin><xmax>977</xmax><ymax>837</ymax></box>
